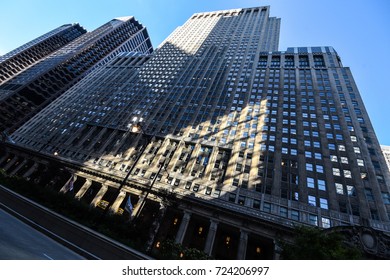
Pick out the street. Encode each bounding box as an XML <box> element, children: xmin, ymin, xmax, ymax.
<box><xmin>0</xmin><ymin>207</ymin><xmax>85</xmax><ymax>260</ymax></box>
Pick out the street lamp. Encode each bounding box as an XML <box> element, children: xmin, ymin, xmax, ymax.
<box><xmin>104</xmin><ymin>122</ymin><xmax>152</xmax><ymax>214</ymax></box>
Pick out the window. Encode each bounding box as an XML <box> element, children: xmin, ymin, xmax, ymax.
<box><xmin>347</xmin><ymin>185</ymin><xmax>356</xmax><ymax>196</ymax></box>
<box><xmin>291</xmin><ymin>210</ymin><xmax>299</xmax><ymax>221</ymax></box>
<box><xmin>344</xmin><ymin>170</ymin><xmax>352</xmax><ymax>178</ymax></box>
<box><xmin>228</xmin><ymin>193</ymin><xmax>236</xmax><ymax>202</ymax></box>
<box><xmin>318</xmin><ymin>179</ymin><xmax>326</xmax><ymax>191</ymax></box>
<box><xmin>335</xmin><ymin>183</ymin><xmax>344</xmax><ymax>195</ymax></box>
<box><xmin>316</xmin><ymin>165</ymin><xmax>324</xmax><ymax>173</ymax></box>
<box><xmin>321</xmin><ymin>217</ymin><xmax>331</xmax><ymax>228</ymax></box>
<box><xmin>357</xmin><ymin>159</ymin><xmax>365</xmax><ymax>166</ymax></box>
<box><xmin>365</xmin><ymin>189</ymin><xmax>375</xmax><ymax>202</ymax></box>
<box><xmin>382</xmin><ymin>193</ymin><xmax>390</xmax><ymax>204</ymax></box>
<box><xmin>306</xmin><ymin>163</ymin><xmax>313</xmax><ymax>171</ymax></box>
<box><xmin>238</xmin><ymin>195</ymin><xmax>246</xmax><ymax>205</ymax></box>
<box><xmin>330</xmin><ymin>155</ymin><xmax>338</xmax><ymax>162</ymax></box>
<box><xmin>308</xmin><ymin>195</ymin><xmax>316</xmax><ymax>206</ymax></box>
<box><xmin>341</xmin><ymin>157</ymin><xmax>348</xmax><ymax>164</ymax></box>
<box><xmin>253</xmin><ymin>199</ymin><xmax>261</xmax><ymax>209</ymax></box>
<box><xmin>309</xmin><ymin>214</ymin><xmax>318</xmax><ymax>226</ymax></box>
<box><xmin>280</xmin><ymin>207</ymin><xmax>288</xmax><ymax>217</ymax></box>
<box><xmin>320</xmin><ymin>198</ymin><xmax>328</xmax><ymax>209</ymax></box>
<box><xmin>263</xmin><ymin>202</ymin><xmax>271</xmax><ymax>213</ymax></box>
<box><xmin>333</xmin><ymin>168</ymin><xmax>341</xmax><ymax>176</ymax></box>
<box><xmin>307</xmin><ymin>177</ymin><xmax>315</xmax><ymax>188</ymax></box>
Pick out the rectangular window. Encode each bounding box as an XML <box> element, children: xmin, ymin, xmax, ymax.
<box><xmin>347</xmin><ymin>185</ymin><xmax>356</xmax><ymax>196</ymax></box>
<box><xmin>333</xmin><ymin>168</ymin><xmax>341</xmax><ymax>176</ymax></box>
<box><xmin>344</xmin><ymin>170</ymin><xmax>352</xmax><ymax>178</ymax></box>
<box><xmin>365</xmin><ymin>189</ymin><xmax>375</xmax><ymax>202</ymax></box>
<box><xmin>291</xmin><ymin>210</ymin><xmax>299</xmax><ymax>221</ymax></box>
<box><xmin>263</xmin><ymin>202</ymin><xmax>271</xmax><ymax>213</ymax></box>
<box><xmin>280</xmin><ymin>207</ymin><xmax>288</xmax><ymax>217</ymax></box>
<box><xmin>382</xmin><ymin>193</ymin><xmax>390</xmax><ymax>204</ymax></box>
<box><xmin>309</xmin><ymin>214</ymin><xmax>318</xmax><ymax>226</ymax></box>
<box><xmin>321</xmin><ymin>217</ymin><xmax>331</xmax><ymax>228</ymax></box>
<box><xmin>335</xmin><ymin>183</ymin><xmax>344</xmax><ymax>195</ymax></box>
<box><xmin>318</xmin><ymin>179</ymin><xmax>326</xmax><ymax>191</ymax></box>
<box><xmin>307</xmin><ymin>177</ymin><xmax>315</xmax><ymax>188</ymax></box>
<box><xmin>320</xmin><ymin>198</ymin><xmax>328</xmax><ymax>209</ymax></box>
<box><xmin>253</xmin><ymin>199</ymin><xmax>261</xmax><ymax>209</ymax></box>
<box><xmin>308</xmin><ymin>195</ymin><xmax>316</xmax><ymax>206</ymax></box>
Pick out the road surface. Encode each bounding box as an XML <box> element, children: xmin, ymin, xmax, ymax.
<box><xmin>0</xmin><ymin>207</ymin><xmax>85</xmax><ymax>260</ymax></box>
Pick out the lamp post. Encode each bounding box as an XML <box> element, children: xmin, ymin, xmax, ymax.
<box><xmin>101</xmin><ymin>122</ymin><xmax>152</xmax><ymax>215</ymax></box>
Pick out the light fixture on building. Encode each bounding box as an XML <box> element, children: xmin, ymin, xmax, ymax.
<box><xmin>131</xmin><ymin>122</ymin><xmax>142</xmax><ymax>133</ymax></box>
<box><xmin>198</xmin><ymin>226</ymin><xmax>203</xmax><ymax>235</ymax></box>
<box><xmin>155</xmin><ymin>241</ymin><xmax>161</xmax><ymax>248</ymax></box>
<box><xmin>226</xmin><ymin>236</ymin><xmax>231</xmax><ymax>245</ymax></box>
<box><xmin>256</xmin><ymin>247</ymin><xmax>262</xmax><ymax>254</ymax></box>
<box><xmin>173</xmin><ymin>218</ymin><xmax>178</xmax><ymax>225</ymax></box>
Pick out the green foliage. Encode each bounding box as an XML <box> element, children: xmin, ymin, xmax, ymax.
<box><xmin>159</xmin><ymin>239</ymin><xmax>211</xmax><ymax>260</ymax></box>
<box><xmin>280</xmin><ymin>226</ymin><xmax>362</xmax><ymax>260</ymax></box>
<box><xmin>0</xmin><ymin>169</ymin><xmax>137</xmax><ymax>249</ymax></box>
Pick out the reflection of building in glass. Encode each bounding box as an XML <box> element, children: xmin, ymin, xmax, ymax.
<box><xmin>3</xmin><ymin>6</ymin><xmax>390</xmax><ymax>259</ymax></box>
<box><xmin>0</xmin><ymin>16</ymin><xmax>153</xmax><ymax>135</ymax></box>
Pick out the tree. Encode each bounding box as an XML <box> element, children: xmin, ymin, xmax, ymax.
<box><xmin>280</xmin><ymin>226</ymin><xmax>362</xmax><ymax>260</ymax></box>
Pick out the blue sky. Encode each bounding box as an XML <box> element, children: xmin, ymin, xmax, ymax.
<box><xmin>1</xmin><ymin>0</ymin><xmax>389</xmax><ymax>145</ymax></box>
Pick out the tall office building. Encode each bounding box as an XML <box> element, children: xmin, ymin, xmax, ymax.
<box><xmin>0</xmin><ymin>16</ymin><xmax>153</xmax><ymax>135</ymax></box>
<box><xmin>381</xmin><ymin>145</ymin><xmax>390</xmax><ymax>172</ymax></box>
<box><xmin>4</xmin><ymin>6</ymin><xmax>390</xmax><ymax>259</ymax></box>
<box><xmin>0</xmin><ymin>24</ymin><xmax>87</xmax><ymax>85</ymax></box>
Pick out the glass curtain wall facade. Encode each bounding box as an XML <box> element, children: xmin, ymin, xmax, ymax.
<box><xmin>0</xmin><ymin>17</ymin><xmax>153</xmax><ymax>135</ymax></box>
<box><xmin>0</xmin><ymin>23</ymin><xmax>86</xmax><ymax>85</ymax></box>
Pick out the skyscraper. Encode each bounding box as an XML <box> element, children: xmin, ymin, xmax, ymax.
<box><xmin>0</xmin><ymin>16</ymin><xmax>153</xmax><ymax>135</ymax></box>
<box><xmin>3</xmin><ymin>6</ymin><xmax>390</xmax><ymax>259</ymax></box>
<box><xmin>381</xmin><ymin>145</ymin><xmax>390</xmax><ymax>172</ymax></box>
<box><xmin>0</xmin><ymin>23</ymin><xmax>86</xmax><ymax>85</ymax></box>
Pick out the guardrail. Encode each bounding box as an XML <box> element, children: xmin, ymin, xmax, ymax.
<box><xmin>0</xmin><ymin>184</ymin><xmax>152</xmax><ymax>260</ymax></box>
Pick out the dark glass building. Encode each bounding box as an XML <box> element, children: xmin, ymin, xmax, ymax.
<box><xmin>0</xmin><ymin>16</ymin><xmax>153</xmax><ymax>135</ymax></box>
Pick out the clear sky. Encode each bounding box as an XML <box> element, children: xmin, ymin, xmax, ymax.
<box><xmin>1</xmin><ymin>0</ymin><xmax>389</xmax><ymax>145</ymax></box>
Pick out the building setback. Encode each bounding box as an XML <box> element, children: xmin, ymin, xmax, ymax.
<box><xmin>0</xmin><ymin>16</ymin><xmax>153</xmax><ymax>135</ymax></box>
<box><xmin>3</xmin><ymin>6</ymin><xmax>390</xmax><ymax>259</ymax></box>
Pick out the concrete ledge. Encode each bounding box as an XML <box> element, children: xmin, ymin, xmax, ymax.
<box><xmin>0</xmin><ymin>184</ymin><xmax>152</xmax><ymax>260</ymax></box>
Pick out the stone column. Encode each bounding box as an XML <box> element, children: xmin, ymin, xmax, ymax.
<box><xmin>3</xmin><ymin>156</ymin><xmax>18</xmax><ymax>171</ymax></box>
<box><xmin>130</xmin><ymin>193</ymin><xmax>146</xmax><ymax>221</ymax></box>
<box><xmin>203</xmin><ymin>219</ymin><xmax>218</xmax><ymax>256</ymax></box>
<box><xmin>0</xmin><ymin>152</ymin><xmax>10</xmax><ymax>166</ymax></box>
<box><xmin>109</xmin><ymin>190</ymin><xmax>126</xmax><ymax>214</ymax></box>
<box><xmin>75</xmin><ymin>179</ymin><xmax>92</xmax><ymax>200</ymax></box>
<box><xmin>8</xmin><ymin>159</ymin><xmax>27</xmax><ymax>176</ymax></box>
<box><xmin>236</xmin><ymin>229</ymin><xmax>249</xmax><ymax>260</ymax></box>
<box><xmin>175</xmin><ymin>211</ymin><xmax>192</xmax><ymax>244</ymax></box>
<box><xmin>90</xmin><ymin>184</ymin><xmax>108</xmax><ymax>207</ymax></box>
<box><xmin>22</xmin><ymin>162</ymin><xmax>39</xmax><ymax>178</ymax></box>
<box><xmin>274</xmin><ymin>241</ymin><xmax>282</xmax><ymax>260</ymax></box>
<box><xmin>59</xmin><ymin>174</ymin><xmax>77</xmax><ymax>193</ymax></box>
